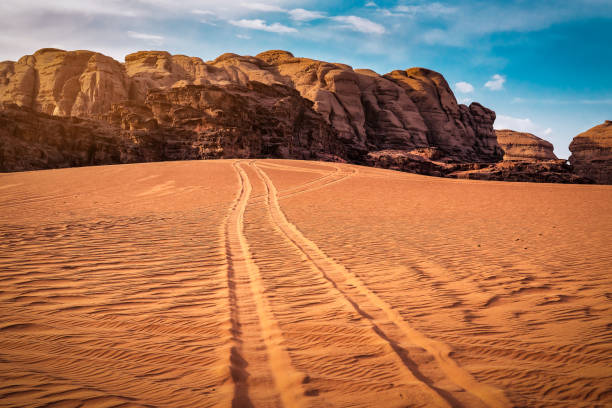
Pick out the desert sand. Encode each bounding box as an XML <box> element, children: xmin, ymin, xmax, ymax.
<box><xmin>0</xmin><ymin>159</ymin><xmax>610</xmax><ymax>408</ymax></box>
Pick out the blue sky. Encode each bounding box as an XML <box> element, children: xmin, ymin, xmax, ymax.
<box><xmin>1</xmin><ymin>0</ymin><xmax>610</xmax><ymax>158</ymax></box>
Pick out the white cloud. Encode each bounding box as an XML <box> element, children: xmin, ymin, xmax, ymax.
<box><xmin>380</xmin><ymin>9</ymin><xmax>402</xmax><ymax>17</ymax></box>
<box><xmin>484</xmin><ymin>74</ymin><xmax>506</xmax><ymax>91</ymax></box>
<box><xmin>395</xmin><ymin>3</ymin><xmax>456</xmax><ymax>16</ymax></box>
<box><xmin>241</xmin><ymin>2</ymin><xmax>286</xmax><ymax>12</ymax></box>
<box><xmin>332</xmin><ymin>15</ymin><xmax>385</xmax><ymax>34</ymax></box>
<box><xmin>455</xmin><ymin>81</ymin><xmax>474</xmax><ymax>93</ymax></box>
<box><xmin>288</xmin><ymin>8</ymin><xmax>326</xmax><ymax>21</ymax></box>
<box><xmin>236</xmin><ymin>34</ymin><xmax>251</xmax><ymax>39</ymax></box>
<box><xmin>192</xmin><ymin>9</ymin><xmax>218</xmax><ymax>25</ymax></box>
<box><xmin>192</xmin><ymin>9</ymin><xmax>215</xmax><ymax>16</ymax></box>
<box><xmin>494</xmin><ymin>115</ymin><xmax>536</xmax><ymax>132</ymax></box>
<box><xmin>458</xmin><ymin>97</ymin><xmax>472</xmax><ymax>105</ymax></box>
<box><xmin>365</xmin><ymin>1</ymin><xmax>378</xmax><ymax>7</ymax></box>
<box><xmin>494</xmin><ymin>115</ymin><xmax>553</xmax><ymax>139</ymax></box>
<box><xmin>127</xmin><ymin>31</ymin><xmax>164</xmax><ymax>44</ymax></box>
<box><xmin>229</xmin><ymin>19</ymin><xmax>297</xmax><ymax>33</ymax></box>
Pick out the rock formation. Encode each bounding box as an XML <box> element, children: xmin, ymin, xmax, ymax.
<box><xmin>385</xmin><ymin>68</ymin><xmax>501</xmax><ymax>162</ymax></box>
<box><xmin>569</xmin><ymin>121</ymin><xmax>612</xmax><ymax>184</ymax></box>
<box><xmin>0</xmin><ymin>81</ymin><xmax>340</xmax><ymax>171</ymax></box>
<box><xmin>0</xmin><ymin>48</ymin><xmax>503</xmax><ymax>170</ymax></box>
<box><xmin>446</xmin><ymin>161</ymin><xmax>591</xmax><ymax>183</ymax></box>
<box><xmin>495</xmin><ymin>129</ymin><xmax>557</xmax><ymax>161</ymax></box>
<box><xmin>0</xmin><ymin>49</ymin><xmax>129</xmax><ymax>117</ymax></box>
<box><xmin>0</xmin><ymin>103</ymin><xmax>128</xmax><ymax>172</ymax></box>
<box><xmin>2</xmin><ymin>47</ymin><xmax>603</xmax><ymax>183</ymax></box>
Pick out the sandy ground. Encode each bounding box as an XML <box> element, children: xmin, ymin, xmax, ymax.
<box><xmin>0</xmin><ymin>159</ymin><xmax>610</xmax><ymax>408</ymax></box>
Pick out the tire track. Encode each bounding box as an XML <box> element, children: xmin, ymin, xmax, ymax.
<box><xmin>252</xmin><ymin>162</ymin><xmax>454</xmax><ymax>407</ymax></box>
<box><xmin>222</xmin><ymin>164</ymin><xmax>251</xmax><ymax>407</ymax></box>
<box><xmin>252</xmin><ymin>161</ymin><xmax>512</xmax><ymax>408</ymax></box>
<box><xmin>226</xmin><ymin>161</ymin><xmax>308</xmax><ymax>407</ymax></box>
<box><xmin>252</xmin><ymin>162</ymin><xmax>356</xmax><ymax>203</ymax></box>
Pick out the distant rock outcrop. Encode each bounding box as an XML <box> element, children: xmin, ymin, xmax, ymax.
<box><xmin>569</xmin><ymin>121</ymin><xmax>612</xmax><ymax>184</ymax></box>
<box><xmin>446</xmin><ymin>160</ymin><xmax>591</xmax><ymax>183</ymax></box>
<box><xmin>495</xmin><ymin>129</ymin><xmax>557</xmax><ymax>161</ymax></box>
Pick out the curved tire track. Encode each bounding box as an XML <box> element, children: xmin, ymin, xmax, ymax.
<box><xmin>252</xmin><ymin>161</ymin><xmax>512</xmax><ymax>408</ymax></box>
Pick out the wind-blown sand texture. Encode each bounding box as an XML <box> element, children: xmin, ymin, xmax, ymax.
<box><xmin>0</xmin><ymin>159</ymin><xmax>610</xmax><ymax>408</ymax></box>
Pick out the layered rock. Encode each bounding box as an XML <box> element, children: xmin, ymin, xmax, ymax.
<box><xmin>0</xmin><ymin>79</ymin><xmax>340</xmax><ymax>172</ymax></box>
<box><xmin>110</xmin><ymin>81</ymin><xmax>341</xmax><ymax>161</ymax></box>
<box><xmin>446</xmin><ymin>161</ymin><xmax>591</xmax><ymax>183</ymax></box>
<box><xmin>495</xmin><ymin>129</ymin><xmax>557</xmax><ymax>161</ymax></box>
<box><xmin>385</xmin><ymin>68</ymin><xmax>501</xmax><ymax>161</ymax></box>
<box><xmin>0</xmin><ymin>103</ymin><xmax>128</xmax><ymax>172</ymax></box>
<box><xmin>0</xmin><ymin>48</ymin><xmax>129</xmax><ymax>117</ymax></box>
<box><xmin>0</xmin><ymin>48</ymin><xmax>503</xmax><ymax>167</ymax></box>
<box><xmin>569</xmin><ymin>121</ymin><xmax>612</xmax><ymax>184</ymax></box>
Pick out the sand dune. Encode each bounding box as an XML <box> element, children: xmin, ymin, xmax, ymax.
<box><xmin>0</xmin><ymin>160</ymin><xmax>610</xmax><ymax>407</ymax></box>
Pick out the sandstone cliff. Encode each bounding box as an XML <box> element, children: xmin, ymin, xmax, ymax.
<box><xmin>6</xmin><ymin>47</ymin><xmax>601</xmax><ymax>183</ymax></box>
<box><xmin>385</xmin><ymin>68</ymin><xmax>501</xmax><ymax>162</ymax></box>
<box><xmin>495</xmin><ymin>129</ymin><xmax>557</xmax><ymax>161</ymax></box>
<box><xmin>0</xmin><ymin>80</ymin><xmax>340</xmax><ymax>172</ymax></box>
<box><xmin>0</xmin><ymin>48</ymin><xmax>502</xmax><ymax>171</ymax></box>
<box><xmin>569</xmin><ymin>121</ymin><xmax>612</xmax><ymax>184</ymax></box>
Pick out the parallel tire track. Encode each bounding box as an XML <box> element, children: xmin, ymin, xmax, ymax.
<box><xmin>251</xmin><ymin>162</ymin><xmax>453</xmax><ymax>408</ymax></box>
<box><xmin>227</xmin><ymin>161</ymin><xmax>308</xmax><ymax>407</ymax></box>
<box><xmin>252</xmin><ymin>161</ymin><xmax>512</xmax><ymax>408</ymax></box>
<box><xmin>252</xmin><ymin>162</ymin><xmax>356</xmax><ymax>203</ymax></box>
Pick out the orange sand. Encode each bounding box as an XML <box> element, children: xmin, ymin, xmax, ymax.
<box><xmin>0</xmin><ymin>159</ymin><xmax>610</xmax><ymax>407</ymax></box>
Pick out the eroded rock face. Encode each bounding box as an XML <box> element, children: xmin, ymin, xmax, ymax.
<box><xmin>0</xmin><ymin>80</ymin><xmax>341</xmax><ymax>171</ymax></box>
<box><xmin>110</xmin><ymin>81</ymin><xmax>342</xmax><ymax>161</ymax></box>
<box><xmin>0</xmin><ymin>103</ymin><xmax>129</xmax><ymax>172</ymax></box>
<box><xmin>385</xmin><ymin>69</ymin><xmax>502</xmax><ymax>162</ymax></box>
<box><xmin>495</xmin><ymin>129</ymin><xmax>557</xmax><ymax>161</ymax></box>
<box><xmin>0</xmin><ymin>49</ymin><xmax>129</xmax><ymax>118</ymax></box>
<box><xmin>0</xmin><ymin>48</ymin><xmax>503</xmax><ymax>167</ymax></box>
<box><xmin>569</xmin><ymin>121</ymin><xmax>612</xmax><ymax>184</ymax></box>
<box><xmin>446</xmin><ymin>160</ymin><xmax>591</xmax><ymax>183</ymax></box>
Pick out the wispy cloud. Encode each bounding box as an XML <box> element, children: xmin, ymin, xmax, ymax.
<box><xmin>241</xmin><ymin>2</ymin><xmax>286</xmax><ymax>12</ymax></box>
<box><xmin>127</xmin><ymin>31</ymin><xmax>164</xmax><ymax>44</ymax></box>
<box><xmin>485</xmin><ymin>74</ymin><xmax>506</xmax><ymax>91</ymax></box>
<box><xmin>394</xmin><ymin>3</ymin><xmax>457</xmax><ymax>16</ymax></box>
<box><xmin>332</xmin><ymin>15</ymin><xmax>385</xmax><ymax>34</ymax></box>
<box><xmin>365</xmin><ymin>1</ymin><xmax>378</xmax><ymax>7</ymax></box>
<box><xmin>494</xmin><ymin>114</ymin><xmax>553</xmax><ymax>138</ymax></box>
<box><xmin>191</xmin><ymin>9</ymin><xmax>215</xmax><ymax>16</ymax></box>
<box><xmin>236</xmin><ymin>33</ymin><xmax>251</xmax><ymax>40</ymax></box>
<box><xmin>288</xmin><ymin>8</ymin><xmax>326</xmax><ymax>21</ymax></box>
<box><xmin>229</xmin><ymin>18</ymin><xmax>297</xmax><ymax>33</ymax></box>
<box><xmin>455</xmin><ymin>81</ymin><xmax>474</xmax><ymax>93</ymax></box>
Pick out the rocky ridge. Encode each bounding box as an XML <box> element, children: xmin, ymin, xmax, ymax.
<box><xmin>0</xmin><ymin>48</ymin><xmax>500</xmax><ymax>166</ymax></box>
<box><xmin>0</xmin><ymin>48</ymin><xmax>607</xmax><ymax>183</ymax></box>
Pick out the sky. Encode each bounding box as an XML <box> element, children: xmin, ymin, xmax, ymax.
<box><xmin>1</xmin><ymin>0</ymin><xmax>611</xmax><ymax>158</ymax></box>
